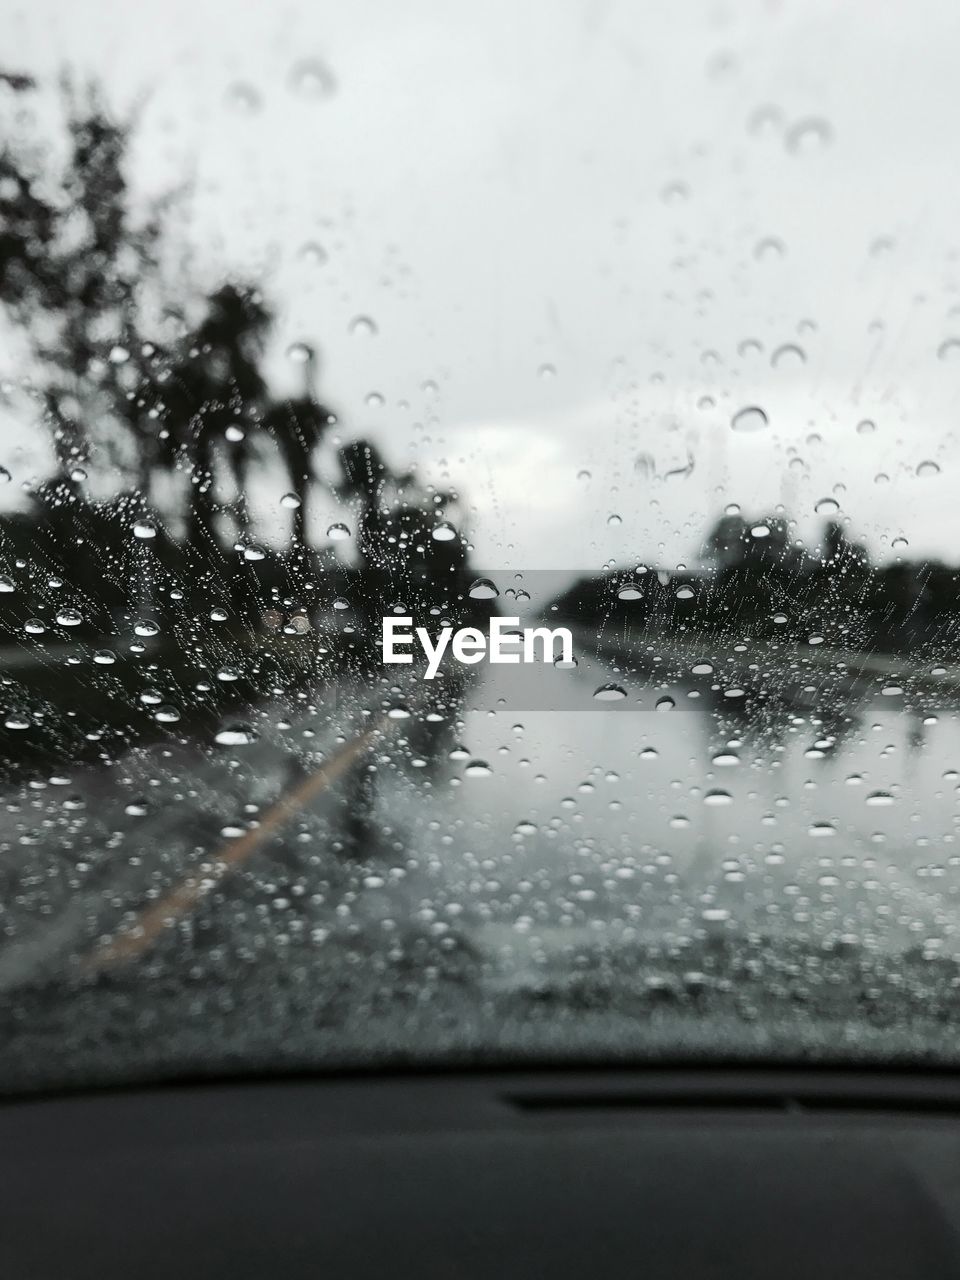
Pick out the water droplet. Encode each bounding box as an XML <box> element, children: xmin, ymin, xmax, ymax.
<box><xmin>216</xmin><ymin>667</ymin><xmax>239</xmax><ymax>683</ymax></box>
<box><xmin>134</xmin><ymin>619</ymin><xmax>159</xmax><ymax>637</ymax></box>
<box><xmin>468</xmin><ymin>578</ymin><xmax>499</xmax><ymax>601</ymax></box>
<box><xmin>748</xmin><ymin>103</ymin><xmax>784</xmax><ymax>135</ymax></box>
<box><xmin>225</xmin><ymin>424</ymin><xmax>245</xmax><ymax>443</ymax></box>
<box><xmin>93</xmin><ymin>650</ymin><xmax>116</xmax><ymax>665</ymax></box>
<box><xmin>133</xmin><ymin>522</ymin><xmax>157</xmax><ymax>540</ymax></box>
<box><xmin>215</xmin><ymin>725</ymin><xmax>258</xmax><ymax>746</ymax></box>
<box><xmin>56</xmin><ymin>609</ymin><xmax>82</xmax><ymax>626</ymax></box>
<box><xmin>210</xmin><ymin>607</ymin><xmax>229</xmax><ymax>622</ymax></box>
<box><xmin>640</xmin><ymin>747</ymin><xmax>659</xmax><ymax>760</ymax></box>
<box><xmin>750</xmin><ymin>524</ymin><xmax>770</xmax><ymax>538</ymax></box>
<box><xmin>154</xmin><ymin>706</ymin><xmax>181</xmax><ymax>724</ymax></box>
<box><xmin>771</xmin><ymin>343</ymin><xmax>806</xmax><ymax>369</ymax></box>
<box><xmin>675</xmin><ymin>586</ymin><xmax>694</xmax><ymax>600</ymax></box>
<box><xmin>703</xmin><ymin>789</ymin><xmax>733</xmax><ymax>806</ymax></box>
<box><xmin>225</xmin><ymin>81</ymin><xmax>262</xmax><ymax>115</ymax></box>
<box><xmin>515</xmin><ymin>820</ymin><xmax>537</xmax><ymax>836</ymax></box>
<box><xmin>465</xmin><ymin>760</ymin><xmax>491</xmax><ymax>778</ymax></box>
<box><xmin>243</xmin><ymin>544</ymin><xmax>267</xmax><ymax>561</ymax></box>
<box><xmin>661</xmin><ymin>179</ymin><xmax>690</xmax><ymax>204</ymax></box>
<box><xmin>0</xmin><ymin>466</ymin><xmax>11</xmax><ymax>484</ymax></box>
<box><xmin>327</xmin><ymin>522</ymin><xmax>351</xmax><ymax>541</ymax></box>
<box><xmin>808</xmin><ymin>635</ymin><xmax>824</xmax><ymax>646</ymax></box>
<box><xmin>809</xmin><ymin>822</ymin><xmax>836</xmax><ymax>838</ymax></box>
<box><xmin>286</xmin><ymin>342</ymin><xmax>313</xmax><ymax>365</ymax></box>
<box><xmin>139</xmin><ymin>689</ymin><xmax>162</xmax><ymax>705</ymax></box>
<box><xmin>288</xmin><ymin>57</ymin><xmax>336</xmax><ymax>100</ymax></box>
<box><xmin>692</xmin><ymin>662</ymin><xmax>713</xmax><ymax>675</ymax></box>
<box><xmin>3</xmin><ymin>714</ymin><xmax>29</xmax><ymax>730</ymax></box>
<box><xmin>537</xmin><ymin>362</ymin><xmax>557</xmax><ymax>380</ymax></box>
<box><xmin>348</xmin><ymin>315</ymin><xmax>377</xmax><ymax>338</ymax></box>
<box><xmin>731</xmin><ymin>405</ymin><xmax>768</xmax><ymax>433</ymax></box>
<box><xmin>298</xmin><ymin>240</ymin><xmax>327</xmax><ymax>267</ymax></box>
<box><xmin>387</xmin><ymin>705</ymin><xmax>411</xmax><ymax>720</ymax></box>
<box><xmin>785</xmin><ymin>117</ymin><xmax>833</xmax><ymax>153</ymax></box>
<box><xmin>856</xmin><ymin>419</ymin><xmax>876</xmax><ymax>436</ymax></box>
<box><xmin>815</xmin><ymin>497</ymin><xmax>840</xmax><ymax>515</ymax></box>
<box><xmin>607</xmin><ymin>513</ymin><xmax>622</xmax><ymax>527</ymax></box>
<box><xmin>593</xmin><ymin>684</ymin><xmax>627</xmax><ymax>701</ymax></box>
<box><xmin>881</xmin><ymin>684</ymin><xmax>903</xmax><ymax>697</ymax></box>
<box><xmin>23</xmin><ymin>619</ymin><xmax>44</xmax><ymax>635</ymax></box>
<box><xmin>617</xmin><ymin>584</ymin><xmax>641</xmax><ymax>601</ymax></box>
<box><xmin>655</xmin><ymin>695</ymin><xmax>676</xmax><ymax>712</ymax></box>
<box><xmin>0</xmin><ymin>576</ymin><xmax>15</xmax><ymax>593</ymax></box>
<box><xmin>554</xmin><ymin>655</ymin><xmax>578</xmax><ymax>670</ymax></box>
<box><xmin>124</xmin><ymin>800</ymin><xmax>149</xmax><ymax>817</ymax></box>
<box><xmin>280</xmin><ymin>492</ymin><xmax>301</xmax><ymax>509</ymax></box>
<box><xmin>866</xmin><ymin>790</ymin><xmax>895</xmax><ymax>806</ymax></box>
<box><xmin>431</xmin><ymin>521</ymin><xmax>457</xmax><ymax>542</ymax></box>
<box><xmin>917</xmin><ymin>460</ymin><xmax>941</xmax><ymax>478</ymax></box>
<box><xmin>754</xmin><ymin>236</ymin><xmax>786</xmax><ymax>261</ymax></box>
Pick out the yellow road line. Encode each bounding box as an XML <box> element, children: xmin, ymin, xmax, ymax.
<box><xmin>84</xmin><ymin>718</ymin><xmax>386</xmax><ymax>971</ymax></box>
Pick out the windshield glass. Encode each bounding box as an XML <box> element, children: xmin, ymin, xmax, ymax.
<box><xmin>1</xmin><ymin>0</ymin><xmax>960</xmax><ymax>1092</ymax></box>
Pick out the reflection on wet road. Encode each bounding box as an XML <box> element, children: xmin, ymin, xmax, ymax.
<box><xmin>0</xmin><ymin>641</ymin><xmax>959</xmax><ymax>1086</ymax></box>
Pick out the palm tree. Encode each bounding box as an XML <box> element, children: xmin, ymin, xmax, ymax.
<box><xmin>262</xmin><ymin>344</ymin><xmax>333</xmax><ymax>548</ymax></box>
<box><xmin>335</xmin><ymin>438</ymin><xmax>394</xmax><ymax>568</ymax></box>
<box><xmin>157</xmin><ymin>284</ymin><xmax>270</xmax><ymax>558</ymax></box>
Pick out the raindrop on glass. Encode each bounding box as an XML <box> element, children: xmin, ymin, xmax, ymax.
<box><xmin>348</xmin><ymin>315</ymin><xmax>378</xmax><ymax>338</ymax></box>
<box><xmin>731</xmin><ymin>405</ymin><xmax>768</xmax><ymax>433</ymax></box>
<box><xmin>593</xmin><ymin>683</ymin><xmax>627</xmax><ymax>701</ymax></box>
<box><xmin>785</xmin><ymin>117</ymin><xmax>833</xmax><ymax>153</ymax></box>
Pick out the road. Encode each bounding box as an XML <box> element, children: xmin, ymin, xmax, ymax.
<box><xmin>0</xmin><ymin>637</ymin><xmax>958</xmax><ymax>1086</ymax></box>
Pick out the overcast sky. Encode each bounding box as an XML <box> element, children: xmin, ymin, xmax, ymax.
<box><xmin>4</xmin><ymin>0</ymin><xmax>960</xmax><ymax>576</ymax></box>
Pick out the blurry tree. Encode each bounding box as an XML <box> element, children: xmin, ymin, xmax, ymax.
<box><xmin>152</xmin><ymin>284</ymin><xmax>271</xmax><ymax>556</ymax></box>
<box><xmin>335</xmin><ymin>439</ymin><xmax>466</xmax><ymax>609</ymax></box>
<box><xmin>263</xmin><ymin>344</ymin><xmax>334</xmax><ymax>547</ymax></box>
<box><xmin>0</xmin><ymin>74</ymin><xmax>168</xmax><ymax>489</ymax></box>
<box><xmin>702</xmin><ymin>512</ymin><xmax>748</xmax><ymax>570</ymax></box>
<box><xmin>822</xmin><ymin>519</ymin><xmax>869</xmax><ymax>573</ymax></box>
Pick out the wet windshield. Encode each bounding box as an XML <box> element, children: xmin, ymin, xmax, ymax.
<box><xmin>1</xmin><ymin>0</ymin><xmax>960</xmax><ymax>1092</ymax></box>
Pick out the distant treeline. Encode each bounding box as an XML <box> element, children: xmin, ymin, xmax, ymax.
<box><xmin>552</xmin><ymin>513</ymin><xmax>960</xmax><ymax>660</ymax></box>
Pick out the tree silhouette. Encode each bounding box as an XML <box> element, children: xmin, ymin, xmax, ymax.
<box><xmin>0</xmin><ymin>76</ymin><xmax>166</xmax><ymax>488</ymax></box>
<box><xmin>262</xmin><ymin>344</ymin><xmax>334</xmax><ymax>548</ymax></box>
<box><xmin>154</xmin><ymin>283</ymin><xmax>270</xmax><ymax>557</ymax></box>
<box><xmin>335</xmin><ymin>438</ymin><xmax>467</xmax><ymax>617</ymax></box>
